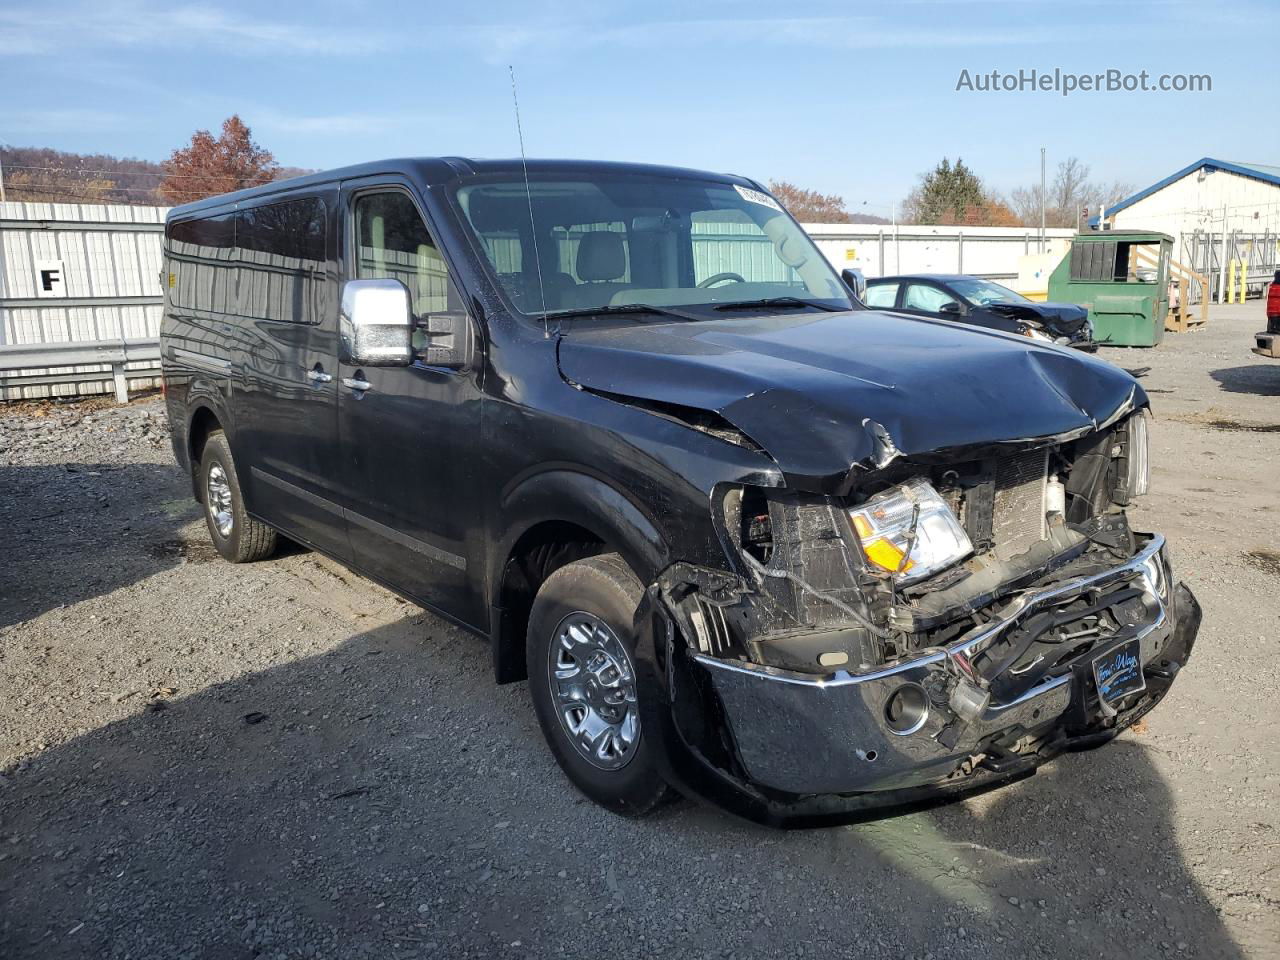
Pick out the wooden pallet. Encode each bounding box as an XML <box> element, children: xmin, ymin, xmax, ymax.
<box><xmin>1133</xmin><ymin>246</ymin><xmax>1209</xmax><ymax>332</ymax></box>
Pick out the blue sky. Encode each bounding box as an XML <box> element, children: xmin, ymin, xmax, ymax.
<box><xmin>2</xmin><ymin>0</ymin><xmax>1275</xmax><ymax>207</ymax></box>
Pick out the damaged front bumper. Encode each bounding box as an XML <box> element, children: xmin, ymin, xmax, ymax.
<box><xmin>637</xmin><ymin>534</ymin><xmax>1200</xmax><ymax>826</ymax></box>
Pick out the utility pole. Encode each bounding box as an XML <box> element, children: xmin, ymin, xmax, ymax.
<box><xmin>0</xmin><ymin>149</ymin><xmax>6</xmax><ymax>205</ymax></box>
<box><xmin>1039</xmin><ymin>147</ymin><xmax>1046</xmax><ymax>252</ymax></box>
<box><xmin>893</xmin><ymin>200</ymin><xmax>900</xmax><ymax>274</ymax></box>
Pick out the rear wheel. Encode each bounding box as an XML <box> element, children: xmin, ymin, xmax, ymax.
<box><xmin>198</xmin><ymin>431</ymin><xmax>277</xmax><ymax>563</ymax></box>
<box><xmin>526</xmin><ymin>554</ymin><xmax>670</xmax><ymax>816</ymax></box>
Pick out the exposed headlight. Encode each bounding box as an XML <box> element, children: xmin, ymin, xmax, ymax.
<box><xmin>847</xmin><ymin>478</ymin><xmax>973</xmax><ymax>585</ymax></box>
<box><xmin>1021</xmin><ymin>324</ymin><xmax>1056</xmax><ymax>343</ymax></box>
<box><xmin>1114</xmin><ymin>412</ymin><xmax>1150</xmax><ymax>504</ymax></box>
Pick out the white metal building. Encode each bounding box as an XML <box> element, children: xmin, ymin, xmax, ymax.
<box><xmin>1090</xmin><ymin>158</ymin><xmax>1280</xmax><ymax>295</ymax></box>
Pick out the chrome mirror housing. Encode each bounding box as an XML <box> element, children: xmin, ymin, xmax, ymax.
<box><xmin>340</xmin><ymin>278</ymin><xmax>413</xmax><ymax>366</ymax></box>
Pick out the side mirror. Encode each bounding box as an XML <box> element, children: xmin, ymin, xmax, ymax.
<box><xmin>841</xmin><ymin>267</ymin><xmax>867</xmax><ymax>301</ymax></box>
<box><xmin>939</xmin><ymin>301</ymin><xmax>964</xmax><ymax>315</ymax></box>
<box><xmin>340</xmin><ymin>278</ymin><xmax>413</xmax><ymax>366</ymax></box>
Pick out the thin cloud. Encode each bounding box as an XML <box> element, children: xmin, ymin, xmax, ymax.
<box><xmin>255</xmin><ymin>112</ymin><xmax>427</xmax><ymax>137</ymax></box>
<box><xmin>0</xmin><ymin>108</ymin><xmax>132</xmax><ymax>134</ymax></box>
<box><xmin>0</xmin><ymin>1</ymin><xmax>386</xmax><ymax>57</ymax></box>
<box><xmin>466</xmin><ymin>15</ymin><xmax>1055</xmax><ymax>63</ymax></box>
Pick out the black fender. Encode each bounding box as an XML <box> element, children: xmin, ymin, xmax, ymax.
<box><xmin>488</xmin><ymin>468</ymin><xmax>672</xmax><ymax>683</ymax></box>
<box><xmin>179</xmin><ymin>379</ymin><xmax>236</xmax><ymax>498</ymax></box>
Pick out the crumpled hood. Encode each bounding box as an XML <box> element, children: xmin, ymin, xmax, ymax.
<box><xmin>558</xmin><ymin>310</ymin><xmax>1144</xmax><ymax>490</ymax></box>
<box><xmin>988</xmin><ymin>300</ymin><xmax>1090</xmax><ymax>338</ymax></box>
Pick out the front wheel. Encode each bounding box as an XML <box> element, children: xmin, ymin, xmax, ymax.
<box><xmin>198</xmin><ymin>431</ymin><xmax>277</xmax><ymax>564</ymax></box>
<box><xmin>526</xmin><ymin>554</ymin><xmax>671</xmax><ymax>816</ymax></box>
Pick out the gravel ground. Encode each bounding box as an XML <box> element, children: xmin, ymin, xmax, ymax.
<box><xmin>1</xmin><ymin>304</ymin><xmax>1277</xmax><ymax>960</ymax></box>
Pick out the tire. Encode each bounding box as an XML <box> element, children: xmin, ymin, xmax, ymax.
<box><xmin>526</xmin><ymin>554</ymin><xmax>671</xmax><ymax>816</ymax></box>
<box><xmin>198</xmin><ymin>431</ymin><xmax>277</xmax><ymax>564</ymax></box>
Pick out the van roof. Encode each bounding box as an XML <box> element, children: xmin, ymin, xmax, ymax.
<box><xmin>167</xmin><ymin>157</ymin><xmax>757</xmax><ymax>220</ymax></box>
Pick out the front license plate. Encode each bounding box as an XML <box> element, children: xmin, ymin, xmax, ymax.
<box><xmin>1092</xmin><ymin>637</ymin><xmax>1146</xmax><ymax>706</ymax></box>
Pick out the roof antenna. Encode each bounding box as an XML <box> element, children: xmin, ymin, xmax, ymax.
<box><xmin>509</xmin><ymin>65</ymin><xmax>550</xmax><ymax>339</ymax></box>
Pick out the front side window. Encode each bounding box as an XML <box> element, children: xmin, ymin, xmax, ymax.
<box><xmin>903</xmin><ymin>284</ymin><xmax>956</xmax><ymax>312</ymax></box>
<box><xmin>454</xmin><ymin>175</ymin><xmax>851</xmax><ymax>319</ymax></box>
<box><xmin>354</xmin><ymin>191</ymin><xmax>450</xmax><ymax>316</ymax></box>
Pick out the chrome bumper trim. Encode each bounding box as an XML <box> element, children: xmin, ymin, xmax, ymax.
<box><xmin>693</xmin><ymin>533</ymin><xmax>1167</xmax><ymax>688</ymax></box>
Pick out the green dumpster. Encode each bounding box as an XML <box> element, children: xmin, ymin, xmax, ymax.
<box><xmin>1047</xmin><ymin>230</ymin><xmax>1172</xmax><ymax>347</ymax></box>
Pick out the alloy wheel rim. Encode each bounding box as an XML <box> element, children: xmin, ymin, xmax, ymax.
<box><xmin>547</xmin><ymin>611</ymin><xmax>641</xmax><ymax>771</ymax></box>
<box><xmin>206</xmin><ymin>464</ymin><xmax>234</xmax><ymax>538</ymax></box>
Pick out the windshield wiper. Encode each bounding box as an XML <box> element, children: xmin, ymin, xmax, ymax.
<box><xmin>712</xmin><ymin>296</ymin><xmax>847</xmax><ymax>313</ymax></box>
<box><xmin>550</xmin><ymin>303</ymin><xmax>707</xmax><ymax>323</ymax></box>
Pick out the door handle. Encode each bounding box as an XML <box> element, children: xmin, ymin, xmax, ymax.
<box><xmin>306</xmin><ymin>369</ymin><xmax>332</xmax><ymax>384</ymax></box>
<box><xmin>342</xmin><ymin>377</ymin><xmax>373</xmax><ymax>393</ymax></box>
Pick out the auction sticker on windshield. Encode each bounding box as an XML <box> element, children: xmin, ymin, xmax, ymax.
<box><xmin>1093</xmin><ymin>637</ymin><xmax>1145</xmax><ymax>706</ymax></box>
<box><xmin>735</xmin><ymin>184</ymin><xmax>783</xmax><ymax>212</ymax></box>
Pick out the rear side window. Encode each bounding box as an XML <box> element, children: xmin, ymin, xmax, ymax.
<box><xmin>237</xmin><ymin>198</ymin><xmax>328</xmax><ymax>324</ymax></box>
<box><xmin>354</xmin><ymin>191</ymin><xmax>451</xmax><ymax>315</ymax></box>
<box><xmin>167</xmin><ymin>213</ymin><xmax>237</xmax><ymax>313</ymax></box>
<box><xmin>864</xmin><ymin>282</ymin><xmax>898</xmax><ymax>308</ymax></box>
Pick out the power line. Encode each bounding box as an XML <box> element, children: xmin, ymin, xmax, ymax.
<box><xmin>2</xmin><ymin>184</ymin><xmax>165</xmax><ymax>205</ymax></box>
<box><xmin>0</xmin><ymin>163</ymin><xmax>279</xmax><ymax>183</ymax></box>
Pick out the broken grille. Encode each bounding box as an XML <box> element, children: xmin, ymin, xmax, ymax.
<box><xmin>692</xmin><ymin>596</ymin><xmax>734</xmax><ymax>656</ymax></box>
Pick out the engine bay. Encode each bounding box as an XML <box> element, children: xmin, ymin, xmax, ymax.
<box><xmin>663</xmin><ymin>411</ymin><xmax>1153</xmax><ymax>689</ymax></box>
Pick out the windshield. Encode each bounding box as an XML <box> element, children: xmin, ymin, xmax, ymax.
<box><xmin>453</xmin><ymin>174</ymin><xmax>852</xmax><ymax>319</ymax></box>
<box><xmin>949</xmin><ymin>278</ymin><xmax>1028</xmax><ymax>306</ymax></box>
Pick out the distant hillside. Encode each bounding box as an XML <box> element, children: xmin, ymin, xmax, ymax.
<box><xmin>0</xmin><ymin>145</ymin><xmax>314</xmax><ymax>206</ymax></box>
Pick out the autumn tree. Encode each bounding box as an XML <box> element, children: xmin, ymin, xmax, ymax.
<box><xmin>159</xmin><ymin>115</ymin><xmax>277</xmax><ymax>204</ymax></box>
<box><xmin>767</xmin><ymin>180</ymin><xmax>855</xmax><ymax>222</ymax></box>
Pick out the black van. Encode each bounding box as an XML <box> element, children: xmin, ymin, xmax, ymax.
<box><xmin>161</xmin><ymin>158</ymin><xmax>1200</xmax><ymax>824</ymax></box>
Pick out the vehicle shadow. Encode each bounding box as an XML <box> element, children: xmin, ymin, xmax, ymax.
<box><xmin>0</xmin><ymin>462</ymin><xmax>196</xmax><ymax>630</ymax></box>
<box><xmin>1210</xmin><ymin>364</ymin><xmax>1280</xmax><ymax>396</ymax></box>
<box><xmin>0</xmin><ymin>614</ymin><xmax>1251</xmax><ymax>960</ymax></box>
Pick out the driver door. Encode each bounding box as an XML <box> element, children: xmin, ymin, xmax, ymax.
<box><xmin>334</xmin><ymin>179</ymin><xmax>486</xmax><ymax>627</ymax></box>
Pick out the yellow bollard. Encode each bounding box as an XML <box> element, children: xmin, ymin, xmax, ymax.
<box><xmin>1227</xmin><ymin>259</ymin><xmax>1237</xmax><ymax>304</ymax></box>
<box><xmin>1237</xmin><ymin>259</ymin><xmax>1248</xmax><ymax>303</ymax></box>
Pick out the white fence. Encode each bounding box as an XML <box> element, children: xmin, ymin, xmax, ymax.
<box><xmin>804</xmin><ymin>223</ymin><xmax>1076</xmax><ymax>283</ymax></box>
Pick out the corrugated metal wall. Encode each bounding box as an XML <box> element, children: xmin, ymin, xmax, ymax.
<box><xmin>0</xmin><ymin>202</ymin><xmax>165</xmax><ymax>344</ymax></box>
<box><xmin>1</xmin><ymin>202</ymin><xmax>165</xmax><ymax>398</ymax></box>
<box><xmin>693</xmin><ymin>220</ymin><xmax>795</xmax><ymax>283</ymax></box>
